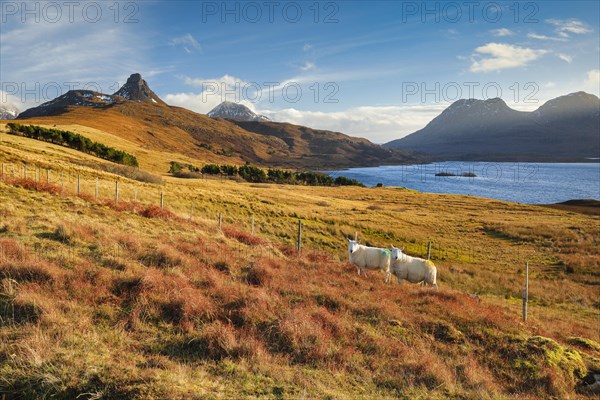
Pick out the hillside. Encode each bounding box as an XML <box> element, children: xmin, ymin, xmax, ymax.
<box><xmin>15</xmin><ymin>74</ymin><xmax>423</xmax><ymax>170</ymax></box>
<box><xmin>227</xmin><ymin>119</ymin><xmax>419</xmax><ymax>168</ymax></box>
<box><xmin>385</xmin><ymin>92</ymin><xmax>600</xmax><ymax>161</ymax></box>
<box><xmin>0</xmin><ymin>126</ymin><xmax>599</xmax><ymax>398</ymax></box>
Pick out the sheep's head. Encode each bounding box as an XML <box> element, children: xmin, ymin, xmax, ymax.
<box><xmin>390</xmin><ymin>245</ymin><xmax>404</xmax><ymax>261</ymax></box>
<box><xmin>348</xmin><ymin>239</ymin><xmax>359</xmax><ymax>254</ymax></box>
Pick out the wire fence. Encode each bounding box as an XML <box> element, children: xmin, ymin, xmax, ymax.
<box><xmin>0</xmin><ymin>158</ymin><xmax>534</xmax><ymax>265</ymax></box>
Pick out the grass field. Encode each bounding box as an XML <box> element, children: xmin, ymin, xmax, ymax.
<box><xmin>1</xmin><ymin>123</ymin><xmax>599</xmax><ymax>399</ymax></box>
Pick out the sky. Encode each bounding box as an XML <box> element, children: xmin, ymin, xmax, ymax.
<box><xmin>1</xmin><ymin>0</ymin><xmax>599</xmax><ymax>143</ymax></box>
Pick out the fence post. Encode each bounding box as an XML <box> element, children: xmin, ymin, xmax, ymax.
<box><xmin>35</xmin><ymin>167</ymin><xmax>39</xmax><ymax>182</ymax></box>
<box><xmin>46</xmin><ymin>169</ymin><xmax>50</xmax><ymax>184</ymax></box>
<box><xmin>77</xmin><ymin>174</ymin><xmax>81</xmax><ymax>195</ymax></box>
<box><xmin>115</xmin><ymin>181</ymin><xmax>119</xmax><ymax>204</ymax></box>
<box><xmin>1</xmin><ymin>163</ymin><xmax>4</xmax><ymax>178</ymax></box>
<box><xmin>23</xmin><ymin>164</ymin><xmax>26</xmax><ymax>179</ymax></box>
<box><xmin>160</xmin><ymin>191</ymin><xmax>164</xmax><ymax>209</ymax></box>
<box><xmin>251</xmin><ymin>213</ymin><xmax>255</xmax><ymax>234</ymax></box>
<box><xmin>95</xmin><ymin>177</ymin><xmax>99</xmax><ymax>200</ymax></box>
<box><xmin>296</xmin><ymin>220</ymin><xmax>303</xmax><ymax>253</ymax></box>
<box><xmin>427</xmin><ymin>241</ymin><xmax>432</xmax><ymax>260</ymax></box>
<box><xmin>522</xmin><ymin>262</ymin><xmax>529</xmax><ymax>322</ymax></box>
<box><xmin>354</xmin><ymin>231</ymin><xmax>358</xmax><ymax>241</ymax></box>
<box><xmin>218</xmin><ymin>212</ymin><xmax>222</xmax><ymax>229</ymax></box>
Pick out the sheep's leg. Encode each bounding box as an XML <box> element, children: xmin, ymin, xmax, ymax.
<box><xmin>397</xmin><ymin>276</ymin><xmax>403</xmax><ymax>285</ymax></box>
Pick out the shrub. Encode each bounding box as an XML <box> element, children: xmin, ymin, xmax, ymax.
<box><xmin>239</xmin><ymin>165</ymin><xmax>268</xmax><ymax>183</ymax></box>
<box><xmin>201</xmin><ymin>164</ymin><xmax>221</xmax><ymax>175</ymax></box>
<box><xmin>334</xmin><ymin>175</ymin><xmax>364</xmax><ymax>187</ymax></box>
<box><xmin>169</xmin><ymin>161</ymin><xmax>184</xmax><ymax>174</ymax></box>
<box><xmin>6</xmin><ymin>123</ymin><xmax>139</xmax><ymax>167</ymax></box>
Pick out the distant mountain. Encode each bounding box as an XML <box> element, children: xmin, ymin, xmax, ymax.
<box><xmin>0</xmin><ymin>103</ymin><xmax>19</xmax><ymax>120</ymax></box>
<box><xmin>113</xmin><ymin>73</ymin><xmax>166</xmax><ymax>105</ymax></box>
<box><xmin>208</xmin><ymin>101</ymin><xmax>270</xmax><ymax>121</ymax></box>
<box><xmin>385</xmin><ymin>92</ymin><xmax>600</xmax><ymax>161</ymax></box>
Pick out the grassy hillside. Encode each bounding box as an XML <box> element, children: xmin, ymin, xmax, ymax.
<box><xmin>1</xmin><ymin>125</ymin><xmax>599</xmax><ymax>399</ymax></box>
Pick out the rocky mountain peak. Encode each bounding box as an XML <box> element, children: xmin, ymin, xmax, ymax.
<box><xmin>113</xmin><ymin>73</ymin><xmax>166</xmax><ymax>105</ymax></box>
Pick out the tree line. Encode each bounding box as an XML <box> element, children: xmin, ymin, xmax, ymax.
<box><xmin>169</xmin><ymin>161</ymin><xmax>364</xmax><ymax>187</ymax></box>
<box><xmin>6</xmin><ymin>123</ymin><xmax>139</xmax><ymax>167</ymax></box>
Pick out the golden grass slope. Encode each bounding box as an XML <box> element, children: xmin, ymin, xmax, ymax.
<box><xmin>0</xmin><ymin>124</ymin><xmax>599</xmax><ymax>399</ymax></box>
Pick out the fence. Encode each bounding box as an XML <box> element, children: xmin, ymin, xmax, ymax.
<box><xmin>0</xmin><ymin>159</ymin><xmax>525</xmax><ymax>263</ymax></box>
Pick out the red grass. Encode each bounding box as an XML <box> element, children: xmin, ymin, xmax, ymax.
<box><xmin>4</xmin><ymin>177</ymin><xmax>61</xmax><ymax>195</ymax></box>
<box><xmin>0</xmin><ymin>238</ymin><xmax>28</xmax><ymax>262</ymax></box>
<box><xmin>139</xmin><ymin>205</ymin><xmax>176</xmax><ymax>220</ymax></box>
<box><xmin>222</xmin><ymin>225</ymin><xmax>265</xmax><ymax>246</ymax></box>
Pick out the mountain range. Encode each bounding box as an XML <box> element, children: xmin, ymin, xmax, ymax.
<box><xmin>385</xmin><ymin>92</ymin><xmax>600</xmax><ymax>162</ymax></box>
<box><xmin>11</xmin><ymin>74</ymin><xmax>421</xmax><ymax>169</ymax></box>
<box><xmin>9</xmin><ymin>74</ymin><xmax>600</xmax><ymax>165</ymax></box>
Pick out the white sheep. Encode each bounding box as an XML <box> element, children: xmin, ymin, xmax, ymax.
<box><xmin>390</xmin><ymin>245</ymin><xmax>438</xmax><ymax>289</ymax></box>
<box><xmin>348</xmin><ymin>239</ymin><xmax>391</xmax><ymax>283</ymax></box>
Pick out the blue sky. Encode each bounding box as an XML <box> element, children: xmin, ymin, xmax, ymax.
<box><xmin>1</xmin><ymin>1</ymin><xmax>599</xmax><ymax>142</ymax></box>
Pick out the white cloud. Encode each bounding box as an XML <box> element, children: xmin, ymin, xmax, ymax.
<box><xmin>527</xmin><ymin>19</ymin><xmax>592</xmax><ymax>43</ymax></box>
<box><xmin>169</xmin><ymin>34</ymin><xmax>201</xmax><ymax>53</ymax></box>
<box><xmin>491</xmin><ymin>28</ymin><xmax>514</xmax><ymax>37</ymax></box>
<box><xmin>303</xmin><ymin>43</ymin><xmax>313</xmax><ymax>52</ymax></box>
<box><xmin>0</xmin><ymin>90</ymin><xmax>21</xmax><ymax>112</ymax></box>
<box><xmin>547</xmin><ymin>19</ymin><xmax>593</xmax><ymax>37</ymax></box>
<box><xmin>300</xmin><ymin>62</ymin><xmax>315</xmax><ymax>71</ymax></box>
<box><xmin>470</xmin><ymin>43</ymin><xmax>547</xmax><ymax>73</ymax></box>
<box><xmin>260</xmin><ymin>105</ymin><xmax>448</xmax><ymax>143</ymax></box>
<box><xmin>165</xmin><ymin>74</ymin><xmax>258</xmax><ymax>113</ymax></box>
<box><xmin>584</xmin><ymin>70</ymin><xmax>600</xmax><ymax>96</ymax></box>
<box><xmin>557</xmin><ymin>53</ymin><xmax>573</xmax><ymax>63</ymax></box>
<box><xmin>527</xmin><ymin>32</ymin><xmax>567</xmax><ymax>42</ymax></box>
<box><xmin>0</xmin><ymin>17</ymin><xmax>148</xmax><ymax>110</ymax></box>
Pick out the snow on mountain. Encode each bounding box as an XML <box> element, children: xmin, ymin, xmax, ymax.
<box><xmin>0</xmin><ymin>103</ymin><xmax>20</xmax><ymax>120</ymax></box>
<box><xmin>207</xmin><ymin>101</ymin><xmax>270</xmax><ymax>122</ymax></box>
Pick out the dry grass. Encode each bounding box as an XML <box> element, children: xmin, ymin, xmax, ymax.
<box><xmin>0</xmin><ymin>123</ymin><xmax>598</xmax><ymax>399</ymax></box>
